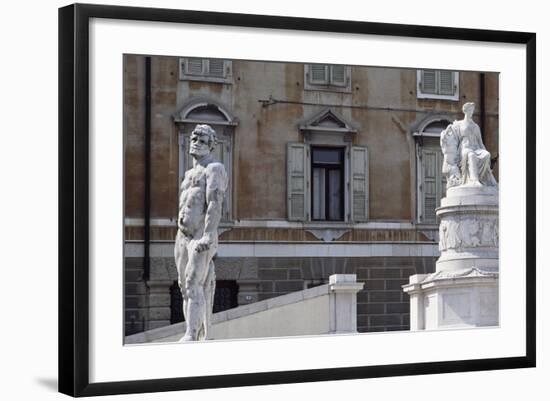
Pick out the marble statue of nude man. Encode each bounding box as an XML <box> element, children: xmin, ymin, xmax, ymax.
<box><xmin>175</xmin><ymin>124</ymin><xmax>227</xmax><ymax>341</ymax></box>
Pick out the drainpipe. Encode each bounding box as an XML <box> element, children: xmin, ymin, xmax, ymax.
<box><xmin>479</xmin><ymin>72</ymin><xmax>486</xmax><ymax>144</ymax></box>
<box><xmin>143</xmin><ymin>57</ymin><xmax>151</xmax><ymax>281</ymax></box>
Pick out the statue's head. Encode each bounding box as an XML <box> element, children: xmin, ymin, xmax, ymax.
<box><xmin>462</xmin><ymin>102</ymin><xmax>475</xmax><ymax>118</ymax></box>
<box><xmin>189</xmin><ymin>124</ymin><xmax>217</xmax><ymax>159</ymax></box>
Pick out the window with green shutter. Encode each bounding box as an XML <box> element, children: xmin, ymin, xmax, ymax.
<box><xmin>350</xmin><ymin>146</ymin><xmax>369</xmax><ymax>222</ymax></box>
<box><xmin>207</xmin><ymin>59</ymin><xmax>225</xmax><ymax>77</ymax></box>
<box><xmin>419</xmin><ymin>145</ymin><xmax>446</xmax><ymax>224</ymax></box>
<box><xmin>287</xmin><ymin>143</ymin><xmax>309</xmax><ymax>221</ymax></box>
<box><xmin>417</xmin><ymin>70</ymin><xmax>459</xmax><ymax>100</ymax></box>
<box><xmin>305</xmin><ymin>64</ymin><xmax>351</xmax><ymax>92</ymax></box>
<box><xmin>179</xmin><ymin>58</ymin><xmax>233</xmax><ymax>84</ymax></box>
<box><xmin>310</xmin><ymin>64</ymin><xmax>329</xmax><ymax>84</ymax></box>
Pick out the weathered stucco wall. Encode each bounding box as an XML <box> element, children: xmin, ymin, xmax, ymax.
<box><xmin>124</xmin><ymin>56</ymin><xmax>499</xmax><ymax>221</ymax></box>
<box><xmin>124</xmin><ymin>55</ymin><xmax>179</xmax><ymax>218</ymax></box>
<box><xmin>124</xmin><ymin>55</ymin><xmax>145</xmax><ymax>218</ymax></box>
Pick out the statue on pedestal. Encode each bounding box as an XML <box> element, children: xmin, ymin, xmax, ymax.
<box><xmin>441</xmin><ymin>102</ymin><xmax>497</xmax><ymax>188</ymax></box>
<box><xmin>174</xmin><ymin>124</ymin><xmax>227</xmax><ymax>341</ymax></box>
<box><xmin>403</xmin><ymin>102</ymin><xmax>499</xmax><ymax>330</ymax></box>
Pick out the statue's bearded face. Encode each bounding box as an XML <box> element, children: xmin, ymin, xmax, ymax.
<box><xmin>189</xmin><ymin>132</ymin><xmax>211</xmax><ymax>158</ymax></box>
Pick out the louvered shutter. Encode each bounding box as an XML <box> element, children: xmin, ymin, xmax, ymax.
<box><xmin>422</xmin><ymin>148</ymin><xmax>438</xmax><ymax>223</ymax></box>
<box><xmin>438</xmin><ymin>71</ymin><xmax>454</xmax><ymax>95</ymax></box>
<box><xmin>310</xmin><ymin>64</ymin><xmax>328</xmax><ymax>84</ymax></box>
<box><xmin>208</xmin><ymin>59</ymin><xmax>225</xmax><ymax>77</ymax></box>
<box><xmin>421</xmin><ymin>70</ymin><xmax>437</xmax><ymax>94</ymax></box>
<box><xmin>187</xmin><ymin>58</ymin><xmax>204</xmax><ymax>75</ymax></box>
<box><xmin>287</xmin><ymin>143</ymin><xmax>309</xmax><ymax>221</ymax></box>
<box><xmin>331</xmin><ymin>65</ymin><xmax>346</xmax><ymax>86</ymax></box>
<box><xmin>184</xmin><ymin>136</ymin><xmax>193</xmax><ymax>170</ymax></box>
<box><xmin>351</xmin><ymin>146</ymin><xmax>369</xmax><ymax>222</ymax></box>
<box><xmin>212</xmin><ymin>139</ymin><xmax>231</xmax><ymax>219</ymax></box>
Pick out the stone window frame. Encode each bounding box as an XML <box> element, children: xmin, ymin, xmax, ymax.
<box><xmin>174</xmin><ymin>98</ymin><xmax>238</xmax><ymax>222</ymax></box>
<box><xmin>179</xmin><ymin>58</ymin><xmax>233</xmax><ymax>84</ymax></box>
<box><xmin>416</xmin><ymin>70</ymin><xmax>459</xmax><ymax>101</ymax></box>
<box><xmin>304</xmin><ymin>64</ymin><xmax>352</xmax><ymax>93</ymax></box>
<box><xmin>310</xmin><ymin>146</ymin><xmax>346</xmax><ymax>221</ymax></box>
<box><xmin>288</xmin><ymin>108</ymin><xmax>368</xmax><ymax>223</ymax></box>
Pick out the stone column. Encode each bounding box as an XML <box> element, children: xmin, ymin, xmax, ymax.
<box><xmin>328</xmin><ymin>274</ymin><xmax>364</xmax><ymax>334</ymax></box>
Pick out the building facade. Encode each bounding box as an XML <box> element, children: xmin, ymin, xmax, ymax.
<box><xmin>123</xmin><ymin>55</ymin><xmax>499</xmax><ymax>337</ymax></box>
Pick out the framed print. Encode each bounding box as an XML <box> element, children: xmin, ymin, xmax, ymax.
<box><xmin>58</xmin><ymin>2</ymin><xmax>536</xmax><ymax>397</ymax></box>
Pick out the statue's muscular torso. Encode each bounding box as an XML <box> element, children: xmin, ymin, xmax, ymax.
<box><xmin>178</xmin><ymin>164</ymin><xmax>208</xmax><ymax>238</ymax></box>
<box><xmin>178</xmin><ymin>161</ymin><xmax>227</xmax><ymax>240</ymax></box>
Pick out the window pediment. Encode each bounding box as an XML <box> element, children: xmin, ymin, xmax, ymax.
<box><xmin>412</xmin><ymin>114</ymin><xmax>453</xmax><ymax>138</ymax></box>
<box><xmin>299</xmin><ymin>108</ymin><xmax>357</xmax><ymax>135</ymax></box>
<box><xmin>173</xmin><ymin>98</ymin><xmax>238</xmax><ymax>126</ymax></box>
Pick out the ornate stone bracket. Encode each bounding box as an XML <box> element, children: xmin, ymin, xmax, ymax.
<box><xmin>306</xmin><ymin>229</ymin><xmax>350</xmax><ymax>242</ymax></box>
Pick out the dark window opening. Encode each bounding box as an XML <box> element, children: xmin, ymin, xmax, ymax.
<box><xmin>311</xmin><ymin>147</ymin><xmax>345</xmax><ymax>221</ymax></box>
<box><xmin>170</xmin><ymin>280</ymin><xmax>239</xmax><ymax>324</ymax></box>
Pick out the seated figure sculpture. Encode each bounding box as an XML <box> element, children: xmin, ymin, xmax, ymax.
<box><xmin>174</xmin><ymin>124</ymin><xmax>227</xmax><ymax>341</ymax></box>
<box><xmin>441</xmin><ymin>102</ymin><xmax>497</xmax><ymax>188</ymax></box>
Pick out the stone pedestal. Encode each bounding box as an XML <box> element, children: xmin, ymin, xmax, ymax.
<box><xmin>328</xmin><ymin>274</ymin><xmax>364</xmax><ymax>334</ymax></box>
<box><xmin>404</xmin><ymin>185</ymin><xmax>499</xmax><ymax>330</ymax></box>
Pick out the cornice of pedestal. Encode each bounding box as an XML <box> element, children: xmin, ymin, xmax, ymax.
<box><xmin>403</xmin><ymin>267</ymin><xmax>498</xmax><ymax>294</ymax></box>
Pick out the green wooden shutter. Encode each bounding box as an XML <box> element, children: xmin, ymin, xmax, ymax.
<box><xmin>186</xmin><ymin>58</ymin><xmax>204</xmax><ymax>75</ymax></box>
<box><xmin>213</xmin><ymin>139</ymin><xmax>231</xmax><ymax>220</ymax></box>
<box><xmin>184</xmin><ymin>136</ymin><xmax>193</xmax><ymax>170</ymax></box>
<box><xmin>208</xmin><ymin>59</ymin><xmax>225</xmax><ymax>77</ymax></box>
<box><xmin>310</xmin><ymin>64</ymin><xmax>328</xmax><ymax>84</ymax></box>
<box><xmin>330</xmin><ymin>65</ymin><xmax>346</xmax><ymax>86</ymax></box>
<box><xmin>351</xmin><ymin>146</ymin><xmax>369</xmax><ymax>222</ymax></box>
<box><xmin>421</xmin><ymin>148</ymin><xmax>440</xmax><ymax>223</ymax></box>
<box><xmin>421</xmin><ymin>70</ymin><xmax>437</xmax><ymax>94</ymax></box>
<box><xmin>287</xmin><ymin>143</ymin><xmax>309</xmax><ymax>221</ymax></box>
<box><xmin>438</xmin><ymin>71</ymin><xmax>454</xmax><ymax>95</ymax></box>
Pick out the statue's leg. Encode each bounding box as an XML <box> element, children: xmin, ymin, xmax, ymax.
<box><xmin>477</xmin><ymin>150</ymin><xmax>495</xmax><ymax>185</ymax></box>
<box><xmin>468</xmin><ymin>152</ymin><xmax>482</xmax><ymax>185</ymax></box>
<box><xmin>181</xmin><ymin>245</ymin><xmax>210</xmax><ymax>341</ymax></box>
<box><xmin>201</xmin><ymin>257</ymin><xmax>216</xmax><ymax>340</ymax></box>
<box><xmin>174</xmin><ymin>232</ymin><xmax>189</xmax><ymax>329</ymax></box>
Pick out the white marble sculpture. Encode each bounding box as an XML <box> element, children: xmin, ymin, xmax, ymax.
<box><xmin>404</xmin><ymin>102</ymin><xmax>499</xmax><ymax>330</ymax></box>
<box><xmin>437</xmin><ymin>102</ymin><xmax>499</xmax><ymax>272</ymax></box>
<box><xmin>441</xmin><ymin>102</ymin><xmax>497</xmax><ymax>188</ymax></box>
<box><xmin>174</xmin><ymin>124</ymin><xmax>227</xmax><ymax>341</ymax></box>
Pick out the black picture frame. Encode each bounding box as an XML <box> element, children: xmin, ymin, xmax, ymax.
<box><xmin>58</xmin><ymin>3</ymin><xmax>536</xmax><ymax>397</ymax></box>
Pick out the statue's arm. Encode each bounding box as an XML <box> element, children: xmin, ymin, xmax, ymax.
<box><xmin>177</xmin><ymin>173</ymin><xmax>189</xmax><ymax>232</ymax></box>
<box><xmin>200</xmin><ymin>163</ymin><xmax>228</xmax><ymax>247</ymax></box>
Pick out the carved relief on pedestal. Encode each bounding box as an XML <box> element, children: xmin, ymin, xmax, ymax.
<box><xmin>439</xmin><ymin>215</ymin><xmax>498</xmax><ymax>252</ymax></box>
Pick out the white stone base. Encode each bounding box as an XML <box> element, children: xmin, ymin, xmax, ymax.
<box><xmin>436</xmin><ymin>185</ymin><xmax>499</xmax><ymax>273</ymax></box>
<box><xmin>403</xmin><ymin>268</ymin><xmax>498</xmax><ymax>330</ymax></box>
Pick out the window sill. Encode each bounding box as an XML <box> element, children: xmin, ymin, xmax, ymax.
<box><xmin>179</xmin><ymin>75</ymin><xmax>233</xmax><ymax>84</ymax></box>
<box><xmin>303</xmin><ymin>85</ymin><xmax>352</xmax><ymax>94</ymax></box>
<box><xmin>416</xmin><ymin>92</ymin><xmax>459</xmax><ymax>101</ymax></box>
